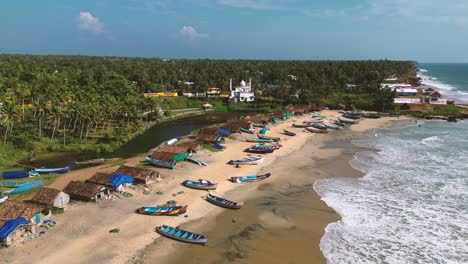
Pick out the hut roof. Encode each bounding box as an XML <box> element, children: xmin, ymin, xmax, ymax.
<box><xmin>157</xmin><ymin>145</ymin><xmax>188</xmax><ymax>154</ymax></box>
<box><xmin>63</xmin><ymin>181</ymin><xmax>106</xmax><ymax>198</ymax></box>
<box><xmin>149</xmin><ymin>152</ymin><xmax>176</xmax><ymax>162</ymax></box>
<box><xmin>114</xmin><ymin>165</ymin><xmax>159</xmax><ymax>182</ymax></box>
<box><xmin>222</xmin><ymin>120</ymin><xmax>251</xmax><ymax>132</ymax></box>
<box><xmin>0</xmin><ymin>200</ymin><xmax>42</xmax><ymax>221</ymax></box>
<box><xmin>196</xmin><ymin>134</ymin><xmax>219</xmax><ymax>142</ymax></box>
<box><xmin>26</xmin><ymin>187</ymin><xmax>61</xmax><ymax>206</ymax></box>
<box><xmin>176</xmin><ymin>141</ymin><xmax>200</xmax><ymax>152</ymax></box>
<box><xmin>86</xmin><ymin>172</ymin><xmax>114</xmax><ymax>186</ymax></box>
<box><xmin>244</xmin><ymin>115</ymin><xmax>270</xmax><ymax>123</ymax></box>
<box><xmin>200</xmin><ymin>127</ymin><xmax>219</xmax><ymax>135</ymax></box>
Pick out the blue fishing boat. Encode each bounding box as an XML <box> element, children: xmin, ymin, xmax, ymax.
<box><xmin>231</xmin><ymin>172</ymin><xmax>272</xmax><ymax>183</ymax></box>
<box><xmin>1</xmin><ymin>171</ymin><xmax>39</xmax><ymax>179</ymax></box>
<box><xmin>3</xmin><ymin>180</ymin><xmax>44</xmax><ymax>195</ymax></box>
<box><xmin>257</xmin><ymin>134</ymin><xmax>281</xmax><ymax>142</ymax></box>
<box><xmin>34</xmin><ymin>167</ymin><xmax>70</xmax><ymax>175</ymax></box>
<box><xmin>204</xmin><ymin>193</ymin><xmax>243</xmax><ymax>209</ymax></box>
<box><xmin>137</xmin><ymin>205</ymin><xmax>188</xmax><ymax>216</ymax></box>
<box><xmin>240</xmin><ymin>127</ymin><xmax>255</xmax><ymax>134</ymax></box>
<box><xmin>245</xmin><ymin>147</ymin><xmax>274</xmax><ymax>154</ymax></box>
<box><xmin>259</xmin><ymin>127</ymin><xmax>269</xmax><ymax>134</ymax></box>
<box><xmin>155</xmin><ymin>225</ymin><xmax>208</xmax><ymax>245</ymax></box>
<box><xmin>246</xmin><ymin>137</ymin><xmax>273</xmax><ymax>143</ymax></box>
<box><xmin>283</xmin><ymin>129</ymin><xmax>296</xmax><ymax>136</ymax></box>
<box><xmin>0</xmin><ymin>181</ymin><xmax>26</xmax><ymax>188</ymax></box>
<box><xmin>228</xmin><ymin>156</ymin><xmax>264</xmax><ymax>165</ymax></box>
<box><xmin>146</xmin><ymin>157</ymin><xmax>177</xmax><ymax>169</ymax></box>
<box><xmin>182</xmin><ymin>179</ymin><xmax>217</xmax><ymax>190</ymax></box>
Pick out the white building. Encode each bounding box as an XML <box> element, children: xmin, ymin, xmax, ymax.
<box><xmin>230</xmin><ymin>79</ymin><xmax>254</xmax><ymax>102</ymax></box>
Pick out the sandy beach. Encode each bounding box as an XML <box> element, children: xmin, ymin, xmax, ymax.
<box><xmin>0</xmin><ymin>111</ymin><xmax>410</xmax><ymax>264</ymax></box>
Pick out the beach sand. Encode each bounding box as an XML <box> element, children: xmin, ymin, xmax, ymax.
<box><xmin>0</xmin><ymin>111</ymin><xmax>410</xmax><ymax>264</ymax></box>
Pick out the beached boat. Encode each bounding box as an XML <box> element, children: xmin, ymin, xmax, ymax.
<box><xmin>167</xmin><ymin>137</ymin><xmax>183</xmax><ymax>145</ymax></box>
<box><xmin>1</xmin><ymin>171</ymin><xmax>39</xmax><ymax>179</ymax></box>
<box><xmin>244</xmin><ymin>148</ymin><xmax>275</xmax><ymax>154</ymax></box>
<box><xmin>283</xmin><ymin>129</ymin><xmax>296</xmax><ymax>136</ymax></box>
<box><xmin>185</xmin><ymin>156</ymin><xmax>208</xmax><ymax>166</ymax></box>
<box><xmin>259</xmin><ymin>127</ymin><xmax>269</xmax><ymax>134</ymax></box>
<box><xmin>231</xmin><ymin>173</ymin><xmax>272</xmax><ymax>183</ymax></box>
<box><xmin>182</xmin><ymin>179</ymin><xmax>217</xmax><ymax>190</ymax></box>
<box><xmin>3</xmin><ymin>180</ymin><xmax>44</xmax><ymax>195</ymax></box>
<box><xmin>343</xmin><ymin>113</ymin><xmax>361</xmax><ymax>120</ymax></box>
<box><xmin>204</xmin><ymin>193</ymin><xmax>243</xmax><ymax>209</ymax></box>
<box><xmin>0</xmin><ymin>196</ymin><xmax>7</xmax><ymax>204</ymax></box>
<box><xmin>75</xmin><ymin>158</ymin><xmax>121</xmax><ymax>166</ymax></box>
<box><xmin>310</xmin><ymin>123</ymin><xmax>328</xmax><ymax>130</ymax></box>
<box><xmin>323</xmin><ymin>122</ymin><xmax>342</xmax><ymax>130</ymax></box>
<box><xmin>137</xmin><ymin>205</ymin><xmax>188</xmax><ymax>216</ymax></box>
<box><xmin>246</xmin><ymin>137</ymin><xmax>273</xmax><ymax>143</ymax></box>
<box><xmin>0</xmin><ymin>181</ymin><xmax>26</xmax><ymax>188</ymax></box>
<box><xmin>292</xmin><ymin>123</ymin><xmax>312</xmax><ymax>128</ymax></box>
<box><xmin>362</xmin><ymin>112</ymin><xmax>381</xmax><ymax>119</ymax></box>
<box><xmin>155</xmin><ymin>225</ymin><xmax>208</xmax><ymax>245</ymax></box>
<box><xmin>338</xmin><ymin>117</ymin><xmax>359</xmax><ymax>124</ymax></box>
<box><xmin>146</xmin><ymin>157</ymin><xmax>177</xmax><ymax>169</ymax></box>
<box><xmin>240</xmin><ymin>127</ymin><xmax>255</xmax><ymax>134</ymax></box>
<box><xmin>303</xmin><ymin>119</ymin><xmax>324</xmax><ymax>124</ymax></box>
<box><xmin>257</xmin><ymin>134</ymin><xmax>281</xmax><ymax>142</ymax></box>
<box><xmin>228</xmin><ymin>156</ymin><xmax>264</xmax><ymax>165</ymax></box>
<box><xmin>311</xmin><ymin>114</ymin><xmax>327</xmax><ymax>119</ymax></box>
<box><xmin>252</xmin><ymin>143</ymin><xmax>282</xmax><ymax>149</ymax></box>
<box><xmin>306</xmin><ymin>127</ymin><xmax>329</xmax><ymax>134</ymax></box>
<box><xmin>251</xmin><ymin>123</ymin><xmax>266</xmax><ymax>128</ymax></box>
<box><xmin>332</xmin><ymin>119</ymin><xmax>345</xmax><ymax>126</ymax></box>
<box><xmin>34</xmin><ymin>167</ymin><xmax>70</xmax><ymax>174</ymax></box>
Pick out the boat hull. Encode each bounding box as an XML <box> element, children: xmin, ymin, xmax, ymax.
<box><xmin>231</xmin><ymin>173</ymin><xmax>271</xmax><ymax>183</ymax></box>
<box><xmin>205</xmin><ymin>194</ymin><xmax>243</xmax><ymax>209</ymax></box>
<box><xmin>155</xmin><ymin>225</ymin><xmax>208</xmax><ymax>245</ymax></box>
<box><xmin>182</xmin><ymin>180</ymin><xmax>217</xmax><ymax>190</ymax></box>
<box><xmin>34</xmin><ymin>167</ymin><xmax>70</xmax><ymax>174</ymax></box>
<box><xmin>146</xmin><ymin>157</ymin><xmax>176</xmax><ymax>169</ymax></box>
<box><xmin>137</xmin><ymin>205</ymin><xmax>188</xmax><ymax>216</ymax></box>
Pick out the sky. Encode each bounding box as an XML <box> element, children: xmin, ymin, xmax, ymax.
<box><xmin>1</xmin><ymin>0</ymin><xmax>468</xmax><ymax>62</ymax></box>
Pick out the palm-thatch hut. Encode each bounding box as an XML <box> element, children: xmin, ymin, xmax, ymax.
<box><xmin>63</xmin><ymin>181</ymin><xmax>110</xmax><ymax>202</ymax></box>
<box><xmin>196</xmin><ymin>134</ymin><xmax>220</xmax><ymax>143</ymax></box>
<box><xmin>25</xmin><ymin>187</ymin><xmax>70</xmax><ymax>209</ymax></box>
<box><xmin>114</xmin><ymin>165</ymin><xmax>160</xmax><ymax>185</ymax></box>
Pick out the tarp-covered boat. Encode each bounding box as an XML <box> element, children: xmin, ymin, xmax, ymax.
<box><xmin>34</xmin><ymin>167</ymin><xmax>70</xmax><ymax>174</ymax></box>
<box><xmin>146</xmin><ymin>157</ymin><xmax>177</xmax><ymax>169</ymax></box>
<box><xmin>204</xmin><ymin>193</ymin><xmax>243</xmax><ymax>209</ymax></box>
<box><xmin>155</xmin><ymin>225</ymin><xmax>208</xmax><ymax>245</ymax></box>
<box><xmin>231</xmin><ymin>172</ymin><xmax>272</xmax><ymax>183</ymax></box>
<box><xmin>137</xmin><ymin>205</ymin><xmax>188</xmax><ymax>216</ymax></box>
<box><xmin>1</xmin><ymin>171</ymin><xmax>39</xmax><ymax>179</ymax></box>
<box><xmin>228</xmin><ymin>156</ymin><xmax>264</xmax><ymax>165</ymax></box>
<box><xmin>3</xmin><ymin>180</ymin><xmax>44</xmax><ymax>195</ymax></box>
<box><xmin>283</xmin><ymin>129</ymin><xmax>296</xmax><ymax>136</ymax></box>
<box><xmin>182</xmin><ymin>179</ymin><xmax>217</xmax><ymax>190</ymax></box>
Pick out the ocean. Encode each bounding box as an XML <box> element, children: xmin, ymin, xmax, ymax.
<box><xmin>315</xmin><ymin>121</ymin><xmax>468</xmax><ymax>263</ymax></box>
<box><xmin>417</xmin><ymin>63</ymin><xmax>468</xmax><ymax>104</ymax></box>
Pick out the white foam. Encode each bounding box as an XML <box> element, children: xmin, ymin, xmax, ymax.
<box><xmin>417</xmin><ymin>70</ymin><xmax>468</xmax><ymax>103</ymax></box>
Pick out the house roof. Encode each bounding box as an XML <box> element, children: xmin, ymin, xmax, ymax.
<box><xmin>176</xmin><ymin>141</ymin><xmax>200</xmax><ymax>152</ymax></box>
<box><xmin>222</xmin><ymin>120</ymin><xmax>251</xmax><ymax>132</ymax></box>
<box><xmin>114</xmin><ymin>165</ymin><xmax>159</xmax><ymax>181</ymax></box>
<box><xmin>86</xmin><ymin>172</ymin><xmax>114</xmax><ymax>186</ymax></box>
<box><xmin>63</xmin><ymin>181</ymin><xmax>106</xmax><ymax>198</ymax></box>
<box><xmin>0</xmin><ymin>200</ymin><xmax>42</xmax><ymax>221</ymax></box>
<box><xmin>157</xmin><ymin>145</ymin><xmax>189</xmax><ymax>154</ymax></box>
<box><xmin>196</xmin><ymin>134</ymin><xmax>219</xmax><ymax>142</ymax></box>
<box><xmin>200</xmin><ymin>127</ymin><xmax>219</xmax><ymax>135</ymax></box>
<box><xmin>149</xmin><ymin>152</ymin><xmax>177</xmax><ymax>162</ymax></box>
<box><xmin>26</xmin><ymin>187</ymin><xmax>61</xmax><ymax>206</ymax></box>
<box><xmin>244</xmin><ymin>115</ymin><xmax>270</xmax><ymax>123</ymax></box>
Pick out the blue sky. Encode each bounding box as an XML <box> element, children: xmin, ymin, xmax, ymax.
<box><xmin>1</xmin><ymin>0</ymin><xmax>468</xmax><ymax>62</ymax></box>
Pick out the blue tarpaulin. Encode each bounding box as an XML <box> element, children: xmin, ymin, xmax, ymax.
<box><xmin>1</xmin><ymin>171</ymin><xmax>30</xmax><ymax>179</ymax></box>
<box><xmin>218</xmin><ymin>129</ymin><xmax>232</xmax><ymax>136</ymax></box>
<box><xmin>108</xmin><ymin>174</ymin><xmax>134</xmax><ymax>190</ymax></box>
<box><xmin>213</xmin><ymin>143</ymin><xmax>225</xmax><ymax>150</ymax></box>
<box><xmin>0</xmin><ymin>218</ymin><xmax>28</xmax><ymax>239</ymax></box>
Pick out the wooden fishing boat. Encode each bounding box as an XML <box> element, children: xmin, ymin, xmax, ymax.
<box><xmin>204</xmin><ymin>193</ymin><xmax>243</xmax><ymax>209</ymax></box>
<box><xmin>311</xmin><ymin>114</ymin><xmax>327</xmax><ymax>119</ymax></box>
<box><xmin>0</xmin><ymin>196</ymin><xmax>8</xmax><ymax>204</ymax></box>
<box><xmin>185</xmin><ymin>156</ymin><xmax>208</xmax><ymax>166</ymax></box>
<box><xmin>137</xmin><ymin>205</ymin><xmax>188</xmax><ymax>216</ymax></box>
<box><xmin>75</xmin><ymin>158</ymin><xmax>121</xmax><ymax>165</ymax></box>
<box><xmin>167</xmin><ymin>137</ymin><xmax>183</xmax><ymax>145</ymax></box>
<box><xmin>34</xmin><ymin>167</ymin><xmax>70</xmax><ymax>174</ymax></box>
<box><xmin>310</xmin><ymin>123</ymin><xmax>328</xmax><ymax>130</ymax></box>
<box><xmin>228</xmin><ymin>156</ymin><xmax>264</xmax><ymax>165</ymax></box>
<box><xmin>252</xmin><ymin>143</ymin><xmax>282</xmax><ymax>149</ymax></box>
<box><xmin>182</xmin><ymin>179</ymin><xmax>217</xmax><ymax>190</ymax></box>
<box><xmin>1</xmin><ymin>171</ymin><xmax>39</xmax><ymax>179</ymax></box>
<box><xmin>293</xmin><ymin>123</ymin><xmax>312</xmax><ymax>128</ymax></box>
<box><xmin>338</xmin><ymin>117</ymin><xmax>359</xmax><ymax>124</ymax></box>
<box><xmin>332</xmin><ymin>119</ymin><xmax>345</xmax><ymax>126</ymax></box>
<box><xmin>155</xmin><ymin>225</ymin><xmax>208</xmax><ymax>245</ymax></box>
<box><xmin>306</xmin><ymin>127</ymin><xmax>329</xmax><ymax>134</ymax></box>
<box><xmin>244</xmin><ymin>148</ymin><xmax>275</xmax><ymax>154</ymax></box>
<box><xmin>231</xmin><ymin>172</ymin><xmax>272</xmax><ymax>183</ymax></box>
<box><xmin>259</xmin><ymin>127</ymin><xmax>269</xmax><ymax>134</ymax></box>
<box><xmin>323</xmin><ymin>122</ymin><xmax>342</xmax><ymax>130</ymax></box>
<box><xmin>246</xmin><ymin>137</ymin><xmax>273</xmax><ymax>143</ymax></box>
<box><xmin>251</xmin><ymin>123</ymin><xmax>266</xmax><ymax>128</ymax></box>
<box><xmin>343</xmin><ymin>113</ymin><xmax>361</xmax><ymax>120</ymax></box>
<box><xmin>283</xmin><ymin>129</ymin><xmax>296</xmax><ymax>136</ymax></box>
<box><xmin>303</xmin><ymin>119</ymin><xmax>324</xmax><ymax>124</ymax></box>
<box><xmin>0</xmin><ymin>181</ymin><xmax>26</xmax><ymax>187</ymax></box>
<box><xmin>240</xmin><ymin>127</ymin><xmax>255</xmax><ymax>134</ymax></box>
<box><xmin>146</xmin><ymin>157</ymin><xmax>177</xmax><ymax>169</ymax></box>
<box><xmin>3</xmin><ymin>180</ymin><xmax>44</xmax><ymax>195</ymax></box>
<box><xmin>257</xmin><ymin>134</ymin><xmax>281</xmax><ymax>142</ymax></box>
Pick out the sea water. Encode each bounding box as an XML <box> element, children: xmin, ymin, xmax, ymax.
<box><xmin>418</xmin><ymin>63</ymin><xmax>468</xmax><ymax>104</ymax></box>
<box><xmin>315</xmin><ymin>121</ymin><xmax>468</xmax><ymax>263</ymax></box>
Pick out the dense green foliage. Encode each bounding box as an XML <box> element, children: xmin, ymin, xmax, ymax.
<box><xmin>0</xmin><ymin>54</ymin><xmax>415</xmax><ymax>154</ymax></box>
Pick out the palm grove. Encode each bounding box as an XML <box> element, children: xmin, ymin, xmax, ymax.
<box><xmin>0</xmin><ymin>54</ymin><xmax>415</xmax><ymax>153</ymax></box>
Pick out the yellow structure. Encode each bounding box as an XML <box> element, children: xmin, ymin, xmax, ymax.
<box><xmin>144</xmin><ymin>92</ymin><xmax>178</xmax><ymax>98</ymax></box>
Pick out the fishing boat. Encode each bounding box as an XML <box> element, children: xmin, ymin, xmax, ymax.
<box><xmin>0</xmin><ymin>181</ymin><xmax>26</xmax><ymax>187</ymax></box>
<box><xmin>34</xmin><ymin>167</ymin><xmax>70</xmax><ymax>175</ymax></box>
<box><xmin>257</xmin><ymin>134</ymin><xmax>281</xmax><ymax>142</ymax></box>
<box><xmin>3</xmin><ymin>180</ymin><xmax>44</xmax><ymax>195</ymax></box>
<box><xmin>323</xmin><ymin>122</ymin><xmax>342</xmax><ymax>130</ymax></box>
<box><xmin>338</xmin><ymin>117</ymin><xmax>359</xmax><ymax>124</ymax></box>
<box><xmin>310</xmin><ymin>123</ymin><xmax>328</xmax><ymax>130</ymax></box>
<box><xmin>246</xmin><ymin>137</ymin><xmax>273</xmax><ymax>143</ymax></box>
<box><xmin>1</xmin><ymin>171</ymin><xmax>39</xmax><ymax>179</ymax></box>
<box><xmin>332</xmin><ymin>119</ymin><xmax>345</xmax><ymax>126</ymax></box>
<box><xmin>240</xmin><ymin>127</ymin><xmax>255</xmax><ymax>134</ymax></box>
<box><xmin>155</xmin><ymin>225</ymin><xmax>208</xmax><ymax>245</ymax></box>
<box><xmin>75</xmin><ymin>158</ymin><xmax>121</xmax><ymax>166</ymax></box>
<box><xmin>303</xmin><ymin>119</ymin><xmax>324</xmax><ymax>124</ymax></box>
<box><xmin>204</xmin><ymin>193</ymin><xmax>243</xmax><ymax>209</ymax></box>
<box><xmin>259</xmin><ymin>127</ymin><xmax>269</xmax><ymax>134</ymax></box>
<box><xmin>311</xmin><ymin>114</ymin><xmax>327</xmax><ymax>119</ymax></box>
<box><xmin>167</xmin><ymin>137</ymin><xmax>183</xmax><ymax>145</ymax></box>
<box><xmin>228</xmin><ymin>156</ymin><xmax>264</xmax><ymax>165</ymax></box>
<box><xmin>137</xmin><ymin>205</ymin><xmax>188</xmax><ymax>216</ymax></box>
<box><xmin>0</xmin><ymin>196</ymin><xmax>7</xmax><ymax>204</ymax></box>
<box><xmin>251</xmin><ymin>123</ymin><xmax>266</xmax><ymax>128</ymax></box>
<box><xmin>231</xmin><ymin>173</ymin><xmax>272</xmax><ymax>183</ymax></box>
<box><xmin>362</xmin><ymin>112</ymin><xmax>381</xmax><ymax>119</ymax></box>
<box><xmin>244</xmin><ymin>148</ymin><xmax>275</xmax><ymax>154</ymax></box>
<box><xmin>292</xmin><ymin>123</ymin><xmax>312</xmax><ymax>128</ymax></box>
<box><xmin>343</xmin><ymin>113</ymin><xmax>361</xmax><ymax>120</ymax></box>
<box><xmin>182</xmin><ymin>179</ymin><xmax>217</xmax><ymax>190</ymax></box>
<box><xmin>146</xmin><ymin>157</ymin><xmax>177</xmax><ymax>169</ymax></box>
<box><xmin>283</xmin><ymin>129</ymin><xmax>296</xmax><ymax>136</ymax></box>
<box><xmin>185</xmin><ymin>156</ymin><xmax>208</xmax><ymax>166</ymax></box>
<box><xmin>252</xmin><ymin>143</ymin><xmax>282</xmax><ymax>149</ymax></box>
<box><xmin>306</xmin><ymin>127</ymin><xmax>329</xmax><ymax>134</ymax></box>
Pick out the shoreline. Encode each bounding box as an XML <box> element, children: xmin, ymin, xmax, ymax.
<box><xmin>0</xmin><ymin>111</ymin><xmax>411</xmax><ymax>264</ymax></box>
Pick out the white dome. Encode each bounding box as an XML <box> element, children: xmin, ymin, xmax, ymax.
<box><xmin>240</xmin><ymin>80</ymin><xmax>246</xmax><ymax>87</ymax></box>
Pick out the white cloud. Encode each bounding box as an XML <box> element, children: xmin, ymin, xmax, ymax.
<box><xmin>180</xmin><ymin>26</ymin><xmax>209</xmax><ymax>40</ymax></box>
<box><xmin>78</xmin><ymin>11</ymin><xmax>104</xmax><ymax>34</ymax></box>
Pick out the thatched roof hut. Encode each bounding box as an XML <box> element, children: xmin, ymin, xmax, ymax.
<box><xmin>222</xmin><ymin>120</ymin><xmax>251</xmax><ymax>132</ymax></box>
<box><xmin>0</xmin><ymin>200</ymin><xmax>42</xmax><ymax>223</ymax></box>
<box><xmin>196</xmin><ymin>134</ymin><xmax>219</xmax><ymax>142</ymax></box>
<box><xmin>63</xmin><ymin>181</ymin><xmax>110</xmax><ymax>202</ymax></box>
<box><xmin>25</xmin><ymin>187</ymin><xmax>70</xmax><ymax>209</ymax></box>
<box><xmin>157</xmin><ymin>145</ymin><xmax>190</xmax><ymax>154</ymax></box>
<box><xmin>85</xmin><ymin>172</ymin><xmax>114</xmax><ymax>188</ymax></box>
<box><xmin>200</xmin><ymin>127</ymin><xmax>219</xmax><ymax>135</ymax></box>
<box><xmin>149</xmin><ymin>152</ymin><xmax>177</xmax><ymax>162</ymax></box>
<box><xmin>114</xmin><ymin>165</ymin><xmax>160</xmax><ymax>185</ymax></box>
<box><xmin>176</xmin><ymin>141</ymin><xmax>200</xmax><ymax>153</ymax></box>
